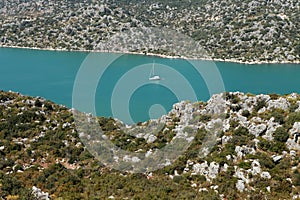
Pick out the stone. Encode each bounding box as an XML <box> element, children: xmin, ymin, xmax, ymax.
<box><xmin>288</xmin><ymin>93</ymin><xmax>298</xmax><ymax>99</ymax></box>
<box><xmin>286</xmin><ymin>138</ymin><xmax>300</xmax><ymax>151</ymax></box>
<box><xmin>205</xmin><ymin>94</ymin><xmax>227</xmax><ymax>115</ymax></box>
<box><xmin>235</xmin><ymin>145</ymin><xmax>256</xmax><ymax>158</ymax></box>
<box><xmin>267</xmin><ymin>97</ymin><xmax>290</xmax><ymax>110</ymax></box>
<box><xmin>290</xmin><ymin>150</ymin><xmax>296</xmax><ymax>157</ymax></box>
<box><xmin>236</xmin><ymin>180</ymin><xmax>245</xmax><ymax>192</ymax></box>
<box><xmin>192</xmin><ymin>162</ymin><xmax>208</xmax><ymax>175</ymax></box>
<box><xmin>263</xmin><ymin>118</ymin><xmax>281</xmax><ymax>141</ymax></box>
<box><xmin>258</xmin><ymin>107</ymin><xmax>266</xmax><ymax>114</ymax></box>
<box><xmin>251</xmin><ymin>160</ymin><xmax>261</xmax><ymax>175</ymax></box>
<box><xmin>221</xmin><ymin>163</ymin><xmax>228</xmax><ymax>172</ymax></box>
<box><xmin>290</xmin><ymin>122</ymin><xmax>300</xmax><ymax>133</ymax></box>
<box><xmin>192</xmin><ymin>161</ymin><xmax>219</xmax><ymax>179</ymax></box>
<box><xmin>199</xmin><ymin>188</ymin><xmax>208</xmax><ymax>192</ymax></box>
<box><xmin>248</xmin><ymin>123</ymin><xmax>267</xmax><ymax>137</ymax></box>
<box><xmin>147</xmin><ymin>135</ymin><xmax>157</xmax><ymax>143</ymax></box>
<box><xmin>32</xmin><ymin>186</ymin><xmax>50</xmax><ymax>200</ymax></box>
<box><xmin>208</xmin><ymin>162</ymin><xmax>219</xmax><ymax>179</ymax></box>
<box><xmin>261</xmin><ymin>171</ymin><xmax>271</xmax><ymax>179</ymax></box>
<box><xmin>272</xmin><ymin>155</ymin><xmax>283</xmax><ymax>163</ymax></box>
<box><xmin>226</xmin><ymin>155</ymin><xmax>231</xmax><ymax>160</ymax></box>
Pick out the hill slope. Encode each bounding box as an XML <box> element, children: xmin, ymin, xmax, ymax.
<box><xmin>0</xmin><ymin>90</ymin><xmax>300</xmax><ymax>199</ymax></box>
<box><xmin>0</xmin><ymin>0</ymin><xmax>299</xmax><ymax>63</ymax></box>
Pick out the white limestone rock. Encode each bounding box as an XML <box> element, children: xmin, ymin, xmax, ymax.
<box><xmin>288</xmin><ymin>93</ymin><xmax>298</xmax><ymax>100</ymax></box>
<box><xmin>272</xmin><ymin>155</ymin><xmax>283</xmax><ymax>163</ymax></box>
<box><xmin>263</xmin><ymin>118</ymin><xmax>281</xmax><ymax>141</ymax></box>
<box><xmin>296</xmin><ymin>101</ymin><xmax>300</xmax><ymax>112</ymax></box>
<box><xmin>147</xmin><ymin>135</ymin><xmax>157</xmax><ymax>143</ymax></box>
<box><xmin>32</xmin><ymin>186</ymin><xmax>50</xmax><ymax>200</ymax></box>
<box><xmin>261</xmin><ymin>171</ymin><xmax>271</xmax><ymax>179</ymax></box>
<box><xmin>241</xmin><ymin>95</ymin><xmax>257</xmax><ymax>112</ymax></box>
<box><xmin>290</xmin><ymin>122</ymin><xmax>300</xmax><ymax>134</ymax></box>
<box><xmin>286</xmin><ymin>138</ymin><xmax>300</xmax><ymax>151</ymax></box>
<box><xmin>250</xmin><ymin>160</ymin><xmax>261</xmax><ymax>175</ymax></box>
<box><xmin>192</xmin><ymin>162</ymin><xmax>208</xmax><ymax>175</ymax></box>
<box><xmin>236</xmin><ymin>180</ymin><xmax>245</xmax><ymax>192</ymax></box>
<box><xmin>257</xmin><ymin>94</ymin><xmax>271</xmax><ymax>103</ymax></box>
<box><xmin>204</xmin><ymin>94</ymin><xmax>227</xmax><ymax>115</ymax></box>
<box><xmin>248</xmin><ymin>123</ymin><xmax>267</xmax><ymax>137</ymax></box>
<box><xmin>234</xmin><ymin>168</ymin><xmax>249</xmax><ymax>184</ymax></box>
<box><xmin>237</xmin><ymin>114</ymin><xmax>249</xmax><ymax>127</ymax></box>
<box><xmin>208</xmin><ymin>162</ymin><xmax>219</xmax><ymax>179</ymax></box>
<box><xmin>221</xmin><ymin>135</ymin><xmax>232</xmax><ymax>144</ymax></box>
<box><xmin>267</xmin><ymin>97</ymin><xmax>290</xmax><ymax>110</ymax></box>
<box><xmin>235</xmin><ymin>146</ymin><xmax>256</xmax><ymax>158</ymax></box>
<box><xmin>192</xmin><ymin>161</ymin><xmax>219</xmax><ymax>179</ymax></box>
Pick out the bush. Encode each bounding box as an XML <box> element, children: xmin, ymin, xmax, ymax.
<box><xmin>241</xmin><ymin>110</ymin><xmax>250</xmax><ymax>118</ymax></box>
<box><xmin>254</xmin><ymin>99</ymin><xmax>266</xmax><ymax>112</ymax></box>
<box><xmin>238</xmin><ymin>161</ymin><xmax>251</xmax><ymax>170</ymax></box>
<box><xmin>286</xmin><ymin>112</ymin><xmax>300</xmax><ymax>128</ymax></box>
<box><xmin>273</xmin><ymin>127</ymin><xmax>289</xmax><ymax>143</ymax></box>
<box><xmin>233</xmin><ymin>126</ymin><xmax>249</xmax><ymax>136</ymax></box>
<box><xmin>293</xmin><ymin>170</ymin><xmax>300</xmax><ymax>186</ymax></box>
<box><xmin>270</xmin><ymin>109</ymin><xmax>285</xmax><ymax>124</ymax></box>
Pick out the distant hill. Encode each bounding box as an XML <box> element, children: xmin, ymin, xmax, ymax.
<box><xmin>0</xmin><ymin>0</ymin><xmax>299</xmax><ymax>63</ymax></box>
<box><xmin>0</xmin><ymin>90</ymin><xmax>299</xmax><ymax>199</ymax></box>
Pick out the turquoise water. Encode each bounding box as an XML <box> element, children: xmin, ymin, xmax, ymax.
<box><xmin>0</xmin><ymin>47</ymin><xmax>300</xmax><ymax>124</ymax></box>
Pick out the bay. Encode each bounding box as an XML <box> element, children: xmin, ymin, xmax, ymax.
<box><xmin>0</xmin><ymin>47</ymin><xmax>299</xmax><ymax>124</ymax></box>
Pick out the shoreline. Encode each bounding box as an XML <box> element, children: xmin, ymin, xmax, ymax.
<box><xmin>1</xmin><ymin>45</ymin><xmax>300</xmax><ymax>65</ymax></box>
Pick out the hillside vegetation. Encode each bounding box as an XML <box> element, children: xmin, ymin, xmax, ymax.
<box><xmin>0</xmin><ymin>0</ymin><xmax>299</xmax><ymax>63</ymax></box>
<box><xmin>0</xmin><ymin>90</ymin><xmax>300</xmax><ymax>199</ymax></box>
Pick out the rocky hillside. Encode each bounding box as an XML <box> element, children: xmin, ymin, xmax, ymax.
<box><xmin>0</xmin><ymin>90</ymin><xmax>300</xmax><ymax>199</ymax></box>
<box><xmin>0</xmin><ymin>0</ymin><xmax>299</xmax><ymax>63</ymax></box>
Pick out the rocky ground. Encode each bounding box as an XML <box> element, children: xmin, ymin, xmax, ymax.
<box><xmin>0</xmin><ymin>0</ymin><xmax>299</xmax><ymax>63</ymax></box>
<box><xmin>0</xmin><ymin>90</ymin><xmax>300</xmax><ymax>199</ymax></box>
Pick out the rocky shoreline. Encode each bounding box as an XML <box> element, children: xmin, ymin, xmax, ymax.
<box><xmin>1</xmin><ymin>45</ymin><xmax>300</xmax><ymax>65</ymax></box>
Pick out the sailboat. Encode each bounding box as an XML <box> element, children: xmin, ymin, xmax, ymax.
<box><xmin>149</xmin><ymin>61</ymin><xmax>161</xmax><ymax>81</ymax></box>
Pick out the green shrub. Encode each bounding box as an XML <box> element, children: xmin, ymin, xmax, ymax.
<box><xmin>241</xmin><ymin>110</ymin><xmax>251</xmax><ymax>118</ymax></box>
<box><xmin>254</xmin><ymin>99</ymin><xmax>266</xmax><ymax>112</ymax></box>
<box><xmin>238</xmin><ymin>161</ymin><xmax>251</xmax><ymax>170</ymax></box>
<box><xmin>273</xmin><ymin>127</ymin><xmax>289</xmax><ymax>143</ymax></box>
<box><xmin>233</xmin><ymin>126</ymin><xmax>249</xmax><ymax>136</ymax></box>
<box><xmin>293</xmin><ymin>170</ymin><xmax>300</xmax><ymax>186</ymax></box>
<box><xmin>286</xmin><ymin>112</ymin><xmax>300</xmax><ymax>128</ymax></box>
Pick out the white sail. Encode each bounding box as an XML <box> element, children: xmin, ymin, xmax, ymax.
<box><xmin>149</xmin><ymin>61</ymin><xmax>161</xmax><ymax>81</ymax></box>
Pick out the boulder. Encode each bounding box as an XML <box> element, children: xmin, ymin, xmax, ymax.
<box><xmin>236</xmin><ymin>180</ymin><xmax>245</xmax><ymax>192</ymax></box>
<box><xmin>248</xmin><ymin>123</ymin><xmax>267</xmax><ymax>137</ymax></box>
<box><xmin>286</xmin><ymin>138</ymin><xmax>300</xmax><ymax>151</ymax></box>
<box><xmin>192</xmin><ymin>161</ymin><xmax>208</xmax><ymax>175</ymax></box>
<box><xmin>263</xmin><ymin>118</ymin><xmax>281</xmax><ymax>141</ymax></box>
<box><xmin>261</xmin><ymin>171</ymin><xmax>271</xmax><ymax>179</ymax></box>
<box><xmin>272</xmin><ymin>155</ymin><xmax>283</xmax><ymax>163</ymax></box>
<box><xmin>32</xmin><ymin>186</ymin><xmax>50</xmax><ymax>200</ymax></box>
<box><xmin>208</xmin><ymin>162</ymin><xmax>219</xmax><ymax>179</ymax></box>
<box><xmin>251</xmin><ymin>160</ymin><xmax>261</xmax><ymax>175</ymax></box>
<box><xmin>267</xmin><ymin>97</ymin><xmax>290</xmax><ymax>110</ymax></box>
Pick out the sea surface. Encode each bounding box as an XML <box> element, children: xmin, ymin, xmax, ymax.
<box><xmin>1</xmin><ymin>47</ymin><xmax>300</xmax><ymax>124</ymax></box>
